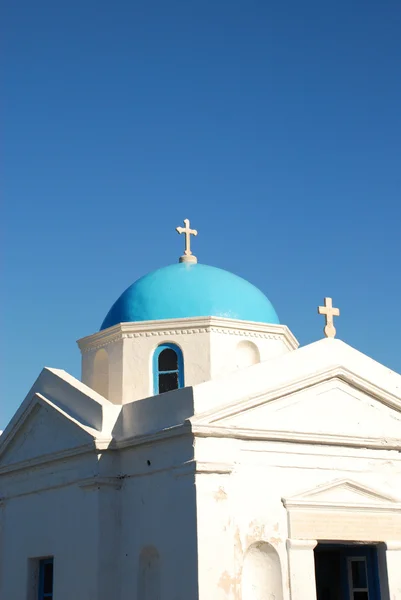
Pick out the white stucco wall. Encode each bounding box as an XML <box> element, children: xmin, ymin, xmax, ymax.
<box><xmin>2</xmin><ymin>332</ymin><xmax>401</xmax><ymax>599</ymax></box>
<box><xmin>0</xmin><ymin>432</ymin><xmax>199</xmax><ymax>600</ymax></box>
<box><xmin>118</xmin><ymin>441</ymin><xmax>199</xmax><ymax>600</ymax></box>
<box><xmin>194</xmin><ymin>436</ymin><xmax>401</xmax><ymax>600</ymax></box>
<box><xmin>2</xmin><ymin>432</ymin><xmax>400</xmax><ymax>600</ymax></box>
<box><xmin>0</xmin><ymin>455</ymin><xmax>101</xmax><ymax>599</ymax></box>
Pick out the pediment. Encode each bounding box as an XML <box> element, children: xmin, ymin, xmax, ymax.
<box><xmin>283</xmin><ymin>479</ymin><xmax>401</xmax><ymax>510</ymax></box>
<box><xmin>0</xmin><ymin>395</ymin><xmax>96</xmax><ymax>471</ymax></box>
<box><xmin>195</xmin><ymin>376</ymin><xmax>401</xmax><ymax>444</ymax></box>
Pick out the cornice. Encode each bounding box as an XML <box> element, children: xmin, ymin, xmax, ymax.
<box><xmin>79</xmin><ymin>476</ymin><xmax>122</xmax><ymax>491</ymax></box>
<box><xmin>283</xmin><ymin>499</ymin><xmax>401</xmax><ymax>513</ymax></box>
<box><xmin>0</xmin><ymin>458</ymin><xmax>234</xmax><ymax>502</ymax></box>
<box><xmin>0</xmin><ymin>441</ymin><xmax>104</xmax><ymax>476</ymax></box>
<box><xmin>112</xmin><ymin>422</ymin><xmax>191</xmax><ymax>450</ymax></box>
<box><xmin>77</xmin><ymin>317</ymin><xmax>298</xmax><ymax>353</ymax></box>
<box><xmin>0</xmin><ymin>425</ymin><xmax>191</xmax><ymax>478</ymax></box>
<box><xmin>190</xmin><ymin>423</ymin><xmax>401</xmax><ymax>451</ymax></box>
<box><xmin>195</xmin><ymin>461</ymin><xmax>234</xmax><ymax>474</ymax></box>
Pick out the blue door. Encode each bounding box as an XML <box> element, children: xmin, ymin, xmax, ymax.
<box><xmin>342</xmin><ymin>546</ymin><xmax>380</xmax><ymax>600</ymax></box>
<box><xmin>315</xmin><ymin>544</ymin><xmax>381</xmax><ymax>600</ymax></box>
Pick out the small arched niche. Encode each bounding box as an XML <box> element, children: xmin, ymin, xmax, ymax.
<box><xmin>138</xmin><ymin>546</ymin><xmax>161</xmax><ymax>600</ymax></box>
<box><xmin>93</xmin><ymin>348</ymin><xmax>109</xmax><ymax>398</ymax></box>
<box><xmin>235</xmin><ymin>340</ymin><xmax>261</xmax><ymax>370</ymax></box>
<box><xmin>242</xmin><ymin>542</ymin><xmax>283</xmax><ymax>600</ymax></box>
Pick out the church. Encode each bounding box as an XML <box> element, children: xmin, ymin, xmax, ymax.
<box><xmin>1</xmin><ymin>219</ymin><xmax>400</xmax><ymax>600</ymax></box>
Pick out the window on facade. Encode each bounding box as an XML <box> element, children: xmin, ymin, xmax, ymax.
<box><xmin>153</xmin><ymin>344</ymin><xmax>184</xmax><ymax>394</ymax></box>
<box><xmin>347</xmin><ymin>557</ymin><xmax>369</xmax><ymax>600</ymax></box>
<box><xmin>38</xmin><ymin>558</ymin><xmax>54</xmax><ymax>600</ymax></box>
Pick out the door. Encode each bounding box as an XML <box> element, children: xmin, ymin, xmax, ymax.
<box><xmin>344</xmin><ymin>547</ymin><xmax>380</xmax><ymax>600</ymax></box>
<box><xmin>315</xmin><ymin>544</ymin><xmax>381</xmax><ymax>600</ymax></box>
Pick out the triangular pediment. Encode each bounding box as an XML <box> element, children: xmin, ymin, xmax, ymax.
<box><xmin>283</xmin><ymin>479</ymin><xmax>400</xmax><ymax>509</ymax></box>
<box><xmin>193</xmin><ymin>368</ymin><xmax>401</xmax><ymax>446</ymax></box>
<box><xmin>214</xmin><ymin>379</ymin><xmax>401</xmax><ymax>435</ymax></box>
<box><xmin>0</xmin><ymin>394</ymin><xmax>97</xmax><ymax>471</ymax></box>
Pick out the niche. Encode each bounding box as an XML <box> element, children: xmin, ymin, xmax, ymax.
<box><xmin>138</xmin><ymin>546</ymin><xmax>161</xmax><ymax>600</ymax></box>
<box><xmin>93</xmin><ymin>348</ymin><xmax>109</xmax><ymax>398</ymax></box>
<box><xmin>242</xmin><ymin>542</ymin><xmax>283</xmax><ymax>600</ymax></box>
<box><xmin>235</xmin><ymin>340</ymin><xmax>261</xmax><ymax>369</ymax></box>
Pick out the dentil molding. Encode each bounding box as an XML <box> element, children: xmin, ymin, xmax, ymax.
<box><xmin>77</xmin><ymin>317</ymin><xmax>299</xmax><ymax>353</ymax></box>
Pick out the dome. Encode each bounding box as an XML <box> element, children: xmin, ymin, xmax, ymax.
<box><xmin>100</xmin><ymin>263</ymin><xmax>279</xmax><ymax>330</ymax></box>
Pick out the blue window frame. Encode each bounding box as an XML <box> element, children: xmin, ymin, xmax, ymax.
<box><xmin>38</xmin><ymin>558</ymin><xmax>53</xmax><ymax>600</ymax></box>
<box><xmin>153</xmin><ymin>344</ymin><xmax>184</xmax><ymax>394</ymax></box>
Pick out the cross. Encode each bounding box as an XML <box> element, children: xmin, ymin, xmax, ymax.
<box><xmin>318</xmin><ymin>297</ymin><xmax>340</xmax><ymax>338</ymax></box>
<box><xmin>176</xmin><ymin>219</ymin><xmax>198</xmax><ymax>263</ymax></box>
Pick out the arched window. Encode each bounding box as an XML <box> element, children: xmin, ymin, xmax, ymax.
<box><xmin>153</xmin><ymin>344</ymin><xmax>184</xmax><ymax>394</ymax></box>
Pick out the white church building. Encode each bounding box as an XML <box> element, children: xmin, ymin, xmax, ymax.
<box><xmin>1</xmin><ymin>220</ymin><xmax>401</xmax><ymax>600</ymax></box>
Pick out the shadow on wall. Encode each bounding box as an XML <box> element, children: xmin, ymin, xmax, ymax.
<box><xmin>99</xmin><ymin>427</ymin><xmax>199</xmax><ymax>600</ymax></box>
<box><xmin>242</xmin><ymin>542</ymin><xmax>284</xmax><ymax>600</ymax></box>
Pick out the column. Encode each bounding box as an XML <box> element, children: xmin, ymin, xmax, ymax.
<box><xmin>286</xmin><ymin>539</ymin><xmax>317</xmax><ymax>600</ymax></box>
<box><xmin>384</xmin><ymin>542</ymin><xmax>401</xmax><ymax>599</ymax></box>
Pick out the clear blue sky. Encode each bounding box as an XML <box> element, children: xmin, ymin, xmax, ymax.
<box><xmin>3</xmin><ymin>1</ymin><xmax>401</xmax><ymax>428</ymax></box>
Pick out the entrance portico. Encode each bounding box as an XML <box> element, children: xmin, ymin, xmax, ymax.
<box><xmin>283</xmin><ymin>478</ymin><xmax>401</xmax><ymax>600</ymax></box>
<box><xmin>286</xmin><ymin>539</ymin><xmax>401</xmax><ymax>600</ymax></box>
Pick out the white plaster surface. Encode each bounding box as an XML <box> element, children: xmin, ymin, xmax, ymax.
<box><xmin>1</xmin><ymin>323</ymin><xmax>401</xmax><ymax>599</ymax></box>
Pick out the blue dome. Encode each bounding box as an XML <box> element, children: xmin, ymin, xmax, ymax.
<box><xmin>100</xmin><ymin>263</ymin><xmax>279</xmax><ymax>330</ymax></box>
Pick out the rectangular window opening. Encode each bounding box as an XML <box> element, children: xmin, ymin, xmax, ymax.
<box><xmin>38</xmin><ymin>558</ymin><xmax>54</xmax><ymax>600</ymax></box>
<box><xmin>348</xmin><ymin>557</ymin><xmax>369</xmax><ymax>600</ymax></box>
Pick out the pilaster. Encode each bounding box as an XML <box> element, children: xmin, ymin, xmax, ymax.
<box><xmin>286</xmin><ymin>539</ymin><xmax>317</xmax><ymax>600</ymax></box>
<box><xmin>384</xmin><ymin>541</ymin><xmax>401</xmax><ymax>599</ymax></box>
